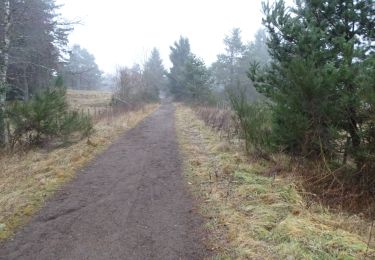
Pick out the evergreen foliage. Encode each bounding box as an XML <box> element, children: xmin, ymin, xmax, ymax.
<box><xmin>5</xmin><ymin>87</ymin><xmax>93</xmax><ymax>148</ymax></box>
<box><xmin>250</xmin><ymin>0</ymin><xmax>375</xmax><ymax>184</ymax></box>
<box><xmin>228</xmin><ymin>85</ymin><xmax>272</xmax><ymax>154</ymax></box>
<box><xmin>113</xmin><ymin>48</ymin><xmax>166</xmax><ymax>105</ymax></box>
<box><xmin>211</xmin><ymin>28</ymin><xmax>270</xmax><ymax>102</ymax></box>
<box><xmin>183</xmin><ymin>55</ymin><xmax>212</xmax><ymax>102</ymax></box>
<box><xmin>143</xmin><ymin>48</ymin><xmax>167</xmax><ymax>101</ymax></box>
<box><xmin>168</xmin><ymin>37</ymin><xmax>192</xmax><ymax>100</ymax></box>
<box><xmin>61</xmin><ymin>45</ymin><xmax>103</xmax><ymax>90</ymax></box>
<box><xmin>168</xmin><ymin>37</ymin><xmax>213</xmax><ymax>103</ymax></box>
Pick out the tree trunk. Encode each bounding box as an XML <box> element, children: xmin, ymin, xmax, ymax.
<box><xmin>23</xmin><ymin>65</ymin><xmax>29</xmax><ymax>100</ymax></box>
<box><xmin>347</xmin><ymin>103</ymin><xmax>363</xmax><ymax>182</ymax></box>
<box><xmin>0</xmin><ymin>0</ymin><xmax>10</xmax><ymax>84</ymax></box>
<box><xmin>0</xmin><ymin>0</ymin><xmax>11</xmax><ymax>146</ymax></box>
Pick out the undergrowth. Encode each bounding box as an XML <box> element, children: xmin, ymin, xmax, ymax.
<box><xmin>195</xmin><ymin>105</ymin><xmax>375</xmax><ymax>217</ymax></box>
<box><xmin>175</xmin><ymin>104</ymin><xmax>374</xmax><ymax>259</ymax></box>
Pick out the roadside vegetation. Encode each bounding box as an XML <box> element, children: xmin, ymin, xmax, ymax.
<box><xmin>0</xmin><ymin>0</ymin><xmax>163</xmax><ymax>241</ymax></box>
<box><xmin>165</xmin><ymin>0</ymin><xmax>374</xmax><ymax>224</ymax></box>
<box><xmin>176</xmin><ymin>105</ymin><xmax>374</xmax><ymax>259</ymax></box>
<box><xmin>165</xmin><ymin>0</ymin><xmax>375</xmax><ymax>257</ymax></box>
<box><xmin>246</xmin><ymin>0</ymin><xmax>375</xmax><ymax>215</ymax></box>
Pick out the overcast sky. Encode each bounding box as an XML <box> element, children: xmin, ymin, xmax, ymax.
<box><xmin>56</xmin><ymin>0</ymin><xmax>269</xmax><ymax>74</ymax></box>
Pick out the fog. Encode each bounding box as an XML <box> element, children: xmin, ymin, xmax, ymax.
<box><xmin>57</xmin><ymin>0</ymin><xmax>265</xmax><ymax>73</ymax></box>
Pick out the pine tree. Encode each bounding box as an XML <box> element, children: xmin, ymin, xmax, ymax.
<box><xmin>251</xmin><ymin>0</ymin><xmax>375</xmax><ymax>182</ymax></box>
<box><xmin>184</xmin><ymin>55</ymin><xmax>211</xmax><ymax>102</ymax></box>
<box><xmin>143</xmin><ymin>48</ymin><xmax>166</xmax><ymax>101</ymax></box>
<box><xmin>61</xmin><ymin>45</ymin><xmax>103</xmax><ymax>90</ymax></box>
<box><xmin>0</xmin><ymin>0</ymin><xmax>70</xmax><ymax>147</ymax></box>
<box><xmin>243</xmin><ymin>29</ymin><xmax>271</xmax><ymax>66</ymax></box>
<box><xmin>168</xmin><ymin>37</ymin><xmax>191</xmax><ymax>100</ymax></box>
<box><xmin>211</xmin><ymin>28</ymin><xmax>247</xmax><ymax>91</ymax></box>
<box><xmin>168</xmin><ymin>37</ymin><xmax>212</xmax><ymax>102</ymax></box>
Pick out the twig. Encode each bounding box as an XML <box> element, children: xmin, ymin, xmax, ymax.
<box><xmin>366</xmin><ymin>219</ymin><xmax>374</xmax><ymax>257</ymax></box>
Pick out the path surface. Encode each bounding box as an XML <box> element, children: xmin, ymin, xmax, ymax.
<box><xmin>0</xmin><ymin>104</ymin><xmax>208</xmax><ymax>260</ymax></box>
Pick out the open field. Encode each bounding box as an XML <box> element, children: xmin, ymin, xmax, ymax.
<box><xmin>0</xmin><ymin>90</ymin><xmax>158</xmax><ymax>240</ymax></box>
<box><xmin>175</xmin><ymin>105</ymin><xmax>374</xmax><ymax>259</ymax></box>
<box><xmin>66</xmin><ymin>89</ymin><xmax>112</xmax><ymax>111</ymax></box>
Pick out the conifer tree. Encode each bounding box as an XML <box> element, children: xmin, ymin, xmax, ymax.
<box><xmin>168</xmin><ymin>37</ymin><xmax>191</xmax><ymax>100</ymax></box>
<box><xmin>251</xmin><ymin>0</ymin><xmax>375</xmax><ymax>182</ymax></box>
<box><xmin>143</xmin><ymin>48</ymin><xmax>166</xmax><ymax>101</ymax></box>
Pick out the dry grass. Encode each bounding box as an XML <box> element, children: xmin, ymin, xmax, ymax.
<box><xmin>0</xmin><ymin>102</ymin><xmax>159</xmax><ymax>241</ymax></box>
<box><xmin>66</xmin><ymin>88</ymin><xmax>112</xmax><ymax>111</ymax></box>
<box><xmin>175</xmin><ymin>104</ymin><xmax>374</xmax><ymax>259</ymax></box>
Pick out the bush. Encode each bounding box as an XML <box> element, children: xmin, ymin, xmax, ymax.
<box><xmin>228</xmin><ymin>86</ymin><xmax>273</xmax><ymax>155</ymax></box>
<box><xmin>60</xmin><ymin>111</ymin><xmax>94</xmax><ymax>141</ymax></box>
<box><xmin>5</xmin><ymin>87</ymin><xmax>93</xmax><ymax>148</ymax></box>
<box><xmin>195</xmin><ymin>107</ymin><xmax>236</xmax><ymax>139</ymax></box>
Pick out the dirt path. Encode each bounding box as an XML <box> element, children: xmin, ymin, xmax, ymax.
<box><xmin>0</xmin><ymin>104</ymin><xmax>208</xmax><ymax>260</ymax></box>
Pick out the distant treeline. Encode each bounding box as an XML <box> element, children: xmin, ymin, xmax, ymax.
<box><xmin>111</xmin><ymin>27</ymin><xmax>270</xmax><ymax>106</ymax></box>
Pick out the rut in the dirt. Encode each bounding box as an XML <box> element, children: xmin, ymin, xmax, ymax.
<box><xmin>0</xmin><ymin>103</ymin><xmax>208</xmax><ymax>260</ymax></box>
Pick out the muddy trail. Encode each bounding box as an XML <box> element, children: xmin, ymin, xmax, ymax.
<box><xmin>0</xmin><ymin>104</ymin><xmax>208</xmax><ymax>260</ymax></box>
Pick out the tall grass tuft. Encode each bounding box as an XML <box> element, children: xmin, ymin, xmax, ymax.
<box><xmin>228</xmin><ymin>85</ymin><xmax>273</xmax><ymax>155</ymax></box>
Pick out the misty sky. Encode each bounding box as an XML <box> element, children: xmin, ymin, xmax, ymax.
<box><xmin>57</xmin><ymin>0</ymin><xmax>270</xmax><ymax>74</ymax></box>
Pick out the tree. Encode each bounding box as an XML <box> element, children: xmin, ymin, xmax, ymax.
<box><xmin>61</xmin><ymin>45</ymin><xmax>103</xmax><ymax>90</ymax></box>
<box><xmin>0</xmin><ymin>0</ymin><xmax>10</xmax><ymax>85</ymax></box>
<box><xmin>0</xmin><ymin>0</ymin><xmax>70</xmax><ymax>146</ymax></box>
<box><xmin>211</xmin><ymin>28</ymin><xmax>246</xmax><ymax>91</ymax></box>
<box><xmin>168</xmin><ymin>37</ymin><xmax>213</xmax><ymax>102</ymax></box>
<box><xmin>168</xmin><ymin>36</ymin><xmax>191</xmax><ymax>100</ymax></box>
<box><xmin>113</xmin><ymin>48</ymin><xmax>168</xmax><ymax>105</ymax></box>
<box><xmin>143</xmin><ymin>48</ymin><xmax>166</xmax><ymax>101</ymax></box>
<box><xmin>243</xmin><ymin>28</ymin><xmax>271</xmax><ymax>67</ymax></box>
<box><xmin>183</xmin><ymin>54</ymin><xmax>211</xmax><ymax>102</ymax></box>
<box><xmin>113</xmin><ymin>64</ymin><xmax>143</xmax><ymax>105</ymax></box>
<box><xmin>5</xmin><ymin>0</ymin><xmax>71</xmax><ymax>97</ymax></box>
<box><xmin>0</xmin><ymin>0</ymin><xmax>10</xmax><ymax>145</ymax></box>
<box><xmin>250</xmin><ymin>0</ymin><xmax>375</xmax><ymax>183</ymax></box>
<box><xmin>211</xmin><ymin>28</ymin><xmax>264</xmax><ymax>101</ymax></box>
<box><xmin>223</xmin><ymin>28</ymin><xmax>246</xmax><ymax>87</ymax></box>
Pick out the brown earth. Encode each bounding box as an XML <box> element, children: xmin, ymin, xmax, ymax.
<box><xmin>0</xmin><ymin>103</ymin><xmax>208</xmax><ymax>260</ymax></box>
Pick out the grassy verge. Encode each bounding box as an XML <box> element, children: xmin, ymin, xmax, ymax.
<box><xmin>175</xmin><ymin>104</ymin><xmax>374</xmax><ymax>259</ymax></box>
<box><xmin>0</xmin><ymin>104</ymin><xmax>159</xmax><ymax>241</ymax></box>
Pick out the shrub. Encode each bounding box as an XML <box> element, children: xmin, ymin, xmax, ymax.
<box><xmin>60</xmin><ymin>111</ymin><xmax>94</xmax><ymax>141</ymax></box>
<box><xmin>5</xmin><ymin>87</ymin><xmax>93</xmax><ymax>148</ymax></box>
<box><xmin>228</xmin><ymin>85</ymin><xmax>273</xmax><ymax>155</ymax></box>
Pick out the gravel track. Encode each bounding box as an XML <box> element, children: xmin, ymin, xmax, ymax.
<box><xmin>0</xmin><ymin>103</ymin><xmax>208</xmax><ymax>260</ymax></box>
